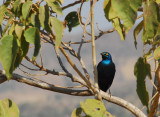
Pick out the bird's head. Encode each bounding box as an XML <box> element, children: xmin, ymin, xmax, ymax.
<box><xmin>101</xmin><ymin>52</ymin><xmax>112</xmax><ymax>61</ymax></box>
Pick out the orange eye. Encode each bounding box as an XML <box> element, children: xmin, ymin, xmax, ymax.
<box><xmin>106</xmin><ymin>53</ymin><xmax>108</xmax><ymax>56</ymax></box>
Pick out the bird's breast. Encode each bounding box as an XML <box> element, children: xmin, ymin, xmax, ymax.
<box><xmin>97</xmin><ymin>62</ymin><xmax>116</xmax><ymax>77</ymax></box>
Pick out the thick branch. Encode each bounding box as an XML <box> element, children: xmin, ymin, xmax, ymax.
<box><xmin>0</xmin><ymin>71</ymin><xmax>146</xmax><ymax>117</ymax></box>
<box><xmin>101</xmin><ymin>91</ymin><xmax>146</xmax><ymax>117</ymax></box>
<box><xmin>0</xmin><ymin>70</ymin><xmax>92</xmax><ymax>96</ymax></box>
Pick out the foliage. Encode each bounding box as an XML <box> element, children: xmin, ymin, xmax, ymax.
<box><xmin>0</xmin><ymin>35</ymin><xmax>18</xmax><ymax>79</ymax></box>
<box><xmin>71</xmin><ymin>99</ymin><xmax>115</xmax><ymax>117</ymax></box>
<box><xmin>0</xmin><ymin>98</ymin><xmax>19</xmax><ymax>117</ymax></box>
<box><xmin>0</xmin><ymin>0</ymin><xmax>64</xmax><ymax>79</ymax></box>
<box><xmin>65</xmin><ymin>11</ymin><xmax>79</xmax><ymax>32</ymax></box>
<box><xmin>154</xmin><ymin>46</ymin><xmax>160</xmax><ymax>61</ymax></box>
<box><xmin>134</xmin><ymin>57</ymin><xmax>151</xmax><ymax>112</ymax></box>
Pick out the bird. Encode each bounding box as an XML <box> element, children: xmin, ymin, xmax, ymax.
<box><xmin>97</xmin><ymin>52</ymin><xmax>116</xmax><ymax>92</ymax></box>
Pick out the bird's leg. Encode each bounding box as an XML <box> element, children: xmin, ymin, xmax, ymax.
<box><xmin>109</xmin><ymin>89</ymin><xmax>111</xmax><ymax>97</ymax></box>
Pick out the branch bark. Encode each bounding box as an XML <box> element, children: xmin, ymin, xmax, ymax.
<box><xmin>0</xmin><ymin>70</ymin><xmax>146</xmax><ymax>117</ymax></box>
<box><xmin>149</xmin><ymin>62</ymin><xmax>160</xmax><ymax>117</ymax></box>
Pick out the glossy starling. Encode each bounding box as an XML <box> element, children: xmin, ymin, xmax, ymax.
<box><xmin>97</xmin><ymin>52</ymin><xmax>116</xmax><ymax>92</ymax></box>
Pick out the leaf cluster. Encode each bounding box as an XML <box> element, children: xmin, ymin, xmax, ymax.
<box><xmin>103</xmin><ymin>0</ymin><xmax>160</xmax><ymax>115</ymax></box>
<box><xmin>0</xmin><ymin>0</ymin><xmax>69</xmax><ymax>80</ymax></box>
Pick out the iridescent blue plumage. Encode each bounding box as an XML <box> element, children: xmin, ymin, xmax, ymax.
<box><xmin>97</xmin><ymin>52</ymin><xmax>116</xmax><ymax>92</ymax></box>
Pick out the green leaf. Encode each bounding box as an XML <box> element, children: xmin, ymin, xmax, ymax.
<box><xmin>58</xmin><ymin>0</ymin><xmax>63</xmax><ymax>4</ymax></box>
<box><xmin>103</xmin><ymin>0</ymin><xmax>125</xmax><ymax>40</ymax></box>
<box><xmin>44</xmin><ymin>0</ymin><xmax>57</xmax><ymax>2</ymax></box>
<box><xmin>154</xmin><ymin>46</ymin><xmax>160</xmax><ymax>61</ymax></box>
<box><xmin>24</xmin><ymin>27</ymin><xmax>40</xmax><ymax>60</ymax></box>
<box><xmin>15</xmin><ymin>23</ymin><xmax>24</xmax><ymax>39</ymax></box>
<box><xmin>156</xmin><ymin>0</ymin><xmax>160</xmax><ymax>4</ymax></box>
<box><xmin>15</xmin><ymin>2</ymin><xmax>23</xmax><ymax>19</ymax></box>
<box><xmin>39</xmin><ymin>5</ymin><xmax>51</xmax><ymax>32</ymax></box>
<box><xmin>45</xmin><ymin>1</ymin><xmax>63</xmax><ymax>15</ymax></box>
<box><xmin>112</xmin><ymin>18</ymin><xmax>125</xmax><ymax>41</ymax></box>
<box><xmin>133</xmin><ymin>20</ymin><xmax>143</xmax><ymax>49</ymax></box>
<box><xmin>71</xmin><ymin>108</ymin><xmax>82</xmax><ymax>117</ymax></box>
<box><xmin>5</xmin><ymin>11</ymin><xmax>13</xmax><ymax>17</ymax></box>
<box><xmin>0</xmin><ymin>25</ymin><xmax>2</xmax><ymax>36</ymax></box>
<box><xmin>80</xmin><ymin>99</ymin><xmax>114</xmax><ymax>117</ymax></box>
<box><xmin>65</xmin><ymin>11</ymin><xmax>79</xmax><ymax>32</ymax></box>
<box><xmin>2</xmin><ymin>17</ymin><xmax>13</xmax><ymax>36</ymax></box>
<box><xmin>142</xmin><ymin>1</ymin><xmax>159</xmax><ymax>43</ymax></box>
<box><xmin>51</xmin><ymin>17</ymin><xmax>63</xmax><ymax>50</ymax></box>
<box><xmin>146</xmin><ymin>52</ymin><xmax>152</xmax><ymax>60</ymax></box>
<box><xmin>14</xmin><ymin>35</ymin><xmax>29</xmax><ymax>68</ymax></box>
<box><xmin>13</xmin><ymin>0</ymin><xmax>21</xmax><ymax>12</ymax></box>
<box><xmin>154</xmin><ymin>26</ymin><xmax>160</xmax><ymax>43</ymax></box>
<box><xmin>22</xmin><ymin>1</ymin><xmax>33</xmax><ymax>19</ymax></box>
<box><xmin>112</xmin><ymin>0</ymin><xmax>142</xmax><ymax>32</ymax></box>
<box><xmin>0</xmin><ymin>35</ymin><xmax>18</xmax><ymax>79</ymax></box>
<box><xmin>31</xmin><ymin>13</ymin><xmax>40</xmax><ymax>29</ymax></box>
<box><xmin>20</xmin><ymin>35</ymin><xmax>29</xmax><ymax>57</ymax></box>
<box><xmin>0</xmin><ymin>4</ymin><xmax>8</xmax><ymax>25</ymax></box>
<box><xmin>9</xmin><ymin>22</ymin><xmax>15</xmax><ymax>35</ymax></box>
<box><xmin>134</xmin><ymin>57</ymin><xmax>151</xmax><ymax>112</ymax></box>
<box><xmin>103</xmin><ymin>0</ymin><xmax>117</xmax><ymax>21</ymax></box>
<box><xmin>0</xmin><ymin>98</ymin><xmax>19</xmax><ymax>117</ymax></box>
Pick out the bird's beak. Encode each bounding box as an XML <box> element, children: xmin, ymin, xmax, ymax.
<box><xmin>101</xmin><ymin>53</ymin><xmax>104</xmax><ymax>56</ymax></box>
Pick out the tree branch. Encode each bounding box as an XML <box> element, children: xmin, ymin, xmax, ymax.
<box><xmin>0</xmin><ymin>70</ymin><xmax>146</xmax><ymax>117</ymax></box>
<box><xmin>149</xmin><ymin>63</ymin><xmax>160</xmax><ymax>117</ymax></box>
<box><xmin>0</xmin><ymin>71</ymin><xmax>92</xmax><ymax>96</ymax></box>
<box><xmin>59</xmin><ymin>46</ymin><xmax>96</xmax><ymax>93</ymax></box>
<box><xmin>90</xmin><ymin>0</ymin><xmax>101</xmax><ymax>101</ymax></box>
<box><xmin>101</xmin><ymin>91</ymin><xmax>147</xmax><ymax>117</ymax></box>
<box><xmin>61</xmin><ymin>42</ymin><xmax>93</xmax><ymax>86</ymax></box>
<box><xmin>64</xmin><ymin>28</ymin><xmax>115</xmax><ymax>44</ymax></box>
<box><xmin>62</xmin><ymin>1</ymin><xmax>81</xmax><ymax>11</ymax></box>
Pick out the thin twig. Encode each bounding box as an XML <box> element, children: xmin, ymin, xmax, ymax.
<box><xmin>150</xmin><ymin>79</ymin><xmax>157</xmax><ymax>90</ymax></box>
<box><xmin>141</xmin><ymin>91</ymin><xmax>158</xmax><ymax>111</ymax></box>
<box><xmin>40</xmin><ymin>49</ymin><xmax>44</xmax><ymax>67</ymax></box>
<box><xmin>54</xmin><ymin>46</ymin><xmax>69</xmax><ymax>73</ymax></box>
<box><xmin>64</xmin><ymin>28</ymin><xmax>115</xmax><ymax>44</ymax></box>
<box><xmin>21</xmin><ymin>63</ymin><xmax>40</xmax><ymax>71</ymax></box>
<box><xmin>62</xmin><ymin>1</ymin><xmax>81</xmax><ymax>10</ymax></box>
<box><xmin>61</xmin><ymin>42</ymin><xmax>93</xmax><ymax>85</ymax></box>
<box><xmin>24</xmin><ymin>56</ymin><xmax>87</xmax><ymax>86</ymax></box>
<box><xmin>59</xmin><ymin>46</ymin><xmax>95</xmax><ymax>93</ymax></box>
<box><xmin>19</xmin><ymin>67</ymin><xmax>47</xmax><ymax>77</ymax></box>
<box><xmin>77</xmin><ymin>8</ymin><xmax>85</xmax><ymax>56</ymax></box>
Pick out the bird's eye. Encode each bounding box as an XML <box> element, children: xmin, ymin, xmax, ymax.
<box><xmin>105</xmin><ymin>53</ymin><xmax>108</xmax><ymax>56</ymax></box>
